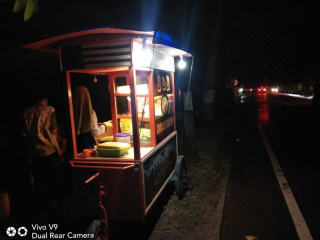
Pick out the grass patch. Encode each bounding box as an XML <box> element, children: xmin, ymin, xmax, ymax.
<box><xmin>164</xmin><ymin>137</ymin><xmax>223</xmax><ymax>217</ymax></box>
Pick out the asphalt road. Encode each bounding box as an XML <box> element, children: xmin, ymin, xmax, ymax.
<box><xmin>219</xmin><ymin>93</ymin><xmax>318</xmax><ymax>240</ymax></box>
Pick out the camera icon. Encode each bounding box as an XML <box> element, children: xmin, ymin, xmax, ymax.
<box><xmin>6</xmin><ymin>226</ymin><xmax>28</xmax><ymax>237</ymax></box>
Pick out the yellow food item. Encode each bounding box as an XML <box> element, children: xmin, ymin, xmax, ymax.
<box><xmin>98</xmin><ymin>142</ymin><xmax>130</xmax><ymax>149</ymax></box>
<box><xmin>103</xmin><ymin>120</ymin><xmax>113</xmax><ymax>136</ymax></box>
<box><xmin>98</xmin><ymin>135</ymin><xmax>114</xmax><ymax>143</ymax></box>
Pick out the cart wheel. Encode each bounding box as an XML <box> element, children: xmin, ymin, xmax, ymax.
<box><xmin>87</xmin><ymin>219</ymin><xmax>108</xmax><ymax>240</ymax></box>
<box><xmin>175</xmin><ymin>155</ymin><xmax>188</xmax><ymax>200</ymax></box>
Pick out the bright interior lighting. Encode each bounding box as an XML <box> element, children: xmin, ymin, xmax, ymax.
<box><xmin>117</xmin><ymin>84</ymin><xmax>148</xmax><ymax>95</ymax></box>
<box><xmin>132</xmin><ymin>40</ymin><xmax>153</xmax><ymax>67</ymax></box>
<box><xmin>178</xmin><ymin>56</ymin><xmax>186</xmax><ymax>69</ymax></box>
<box><xmin>117</xmin><ymin>85</ymin><xmax>130</xmax><ymax>94</ymax></box>
<box><xmin>141</xmin><ymin>48</ymin><xmax>153</xmax><ymax>65</ymax></box>
<box><xmin>136</xmin><ymin>84</ymin><xmax>148</xmax><ymax>95</ymax></box>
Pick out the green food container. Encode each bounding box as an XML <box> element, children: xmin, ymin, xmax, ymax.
<box><xmin>97</xmin><ymin>142</ymin><xmax>130</xmax><ymax>157</ymax></box>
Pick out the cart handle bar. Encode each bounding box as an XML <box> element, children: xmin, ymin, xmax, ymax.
<box><xmin>71</xmin><ymin>162</ymin><xmax>136</xmax><ymax>170</ymax></box>
<box><xmin>85</xmin><ymin>172</ymin><xmax>101</xmax><ymax>184</ymax></box>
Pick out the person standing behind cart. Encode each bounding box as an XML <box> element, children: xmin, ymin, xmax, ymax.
<box><xmin>73</xmin><ymin>85</ymin><xmax>106</xmax><ymax>152</ymax></box>
<box><xmin>21</xmin><ymin>93</ymin><xmax>64</xmax><ymax>210</ymax></box>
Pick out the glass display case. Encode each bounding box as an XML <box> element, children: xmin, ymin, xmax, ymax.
<box><xmin>109</xmin><ymin>69</ymin><xmax>175</xmax><ymax>149</ymax></box>
<box><xmin>153</xmin><ymin>70</ymin><xmax>175</xmax><ymax>144</ymax></box>
<box><xmin>110</xmin><ymin>71</ymin><xmax>153</xmax><ymax>147</ymax></box>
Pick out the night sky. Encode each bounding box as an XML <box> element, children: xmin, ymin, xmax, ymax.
<box><xmin>0</xmin><ymin>0</ymin><xmax>207</xmax><ymax>109</ymax></box>
<box><xmin>0</xmin><ymin>0</ymin><xmax>319</xmax><ymax>139</ymax></box>
<box><xmin>1</xmin><ymin>1</ymin><xmax>319</xmax><ymax>85</ymax></box>
<box><xmin>218</xmin><ymin>1</ymin><xmax>320</xmax><ymax>87</ymax></box>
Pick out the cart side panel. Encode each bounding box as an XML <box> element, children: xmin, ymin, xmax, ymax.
<box><xmin>103</xmin><ymin>166</ymin><xmax>144</xmax><ymax>221</ymax></box>
<box><xmin>143</xmin><ymin>134</ymin><xmax>177</xmax><ymax>208</ymax></box>
<box><xmin>71</xmin><ymin>165</ymin><xmax>144</xmax><ymax>221</ymax></box>
<box><xmin>71</xmin><ymin>168</ymin><xmax>102</xmax><ymax>219</ymax></box>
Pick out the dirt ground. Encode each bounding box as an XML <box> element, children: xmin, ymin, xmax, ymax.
<box><xmin>148</xmin><ymin>107</ymin><xmax>234</xmax><ymax>240</ymax></box>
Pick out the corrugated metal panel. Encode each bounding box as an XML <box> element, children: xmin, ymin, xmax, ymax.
<box><xmin>60</xmin><ymin>40</ymin><xmax>132</xmax><ymax>70</ymax></box>
<box><xmin>82</xmin><ymin>40</ymin><xmax>132</xmax><ymax>69</ymax></box>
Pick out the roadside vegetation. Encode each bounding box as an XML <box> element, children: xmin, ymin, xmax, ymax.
<box><xmin>150</xmin><ymin>121</ymin><xmax>229</xmax><ymax>239</ymax></box>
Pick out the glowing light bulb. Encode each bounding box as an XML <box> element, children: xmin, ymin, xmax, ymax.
<box><xmin>178</xmin><ymin>56</ymin><xmax>186</xmax><ymax>69</ymax></box>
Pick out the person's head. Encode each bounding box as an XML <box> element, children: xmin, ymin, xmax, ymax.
<box><xmin>37</xmin><ymin>97</ymin><xmax>48</xmax><ymax>106</ymax></box>
<box><xmin>34</xmin><ymin>92</ymin><xmax>48</xmax><ymax>106</ymax></box>
<box><xmin>31</xmin><ymin>88</ymin><xmax>50</xmax><ymax>107</ymax></box>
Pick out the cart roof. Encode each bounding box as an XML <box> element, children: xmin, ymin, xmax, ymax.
<box><xmin>22</xmin><ymin>26</ymin><xmax>192</xmax><ymax>57</ymax></box>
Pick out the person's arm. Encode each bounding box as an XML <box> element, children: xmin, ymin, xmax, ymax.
<box><xmin>91</xmin><ymin>109</ymin><xmax>106</xmax><ymax>136</ymax></box>
<box><xmin>50</xmin><ymin>109</ymin><xmax>58</xmax><ymax>138</ymax></box>
<box><xmin>51</xmin><ymin>128</ymin><xmax>58</xmax><ymax>137</ymax></box>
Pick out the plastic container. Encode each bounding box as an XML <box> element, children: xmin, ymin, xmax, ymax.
<box><xmin>97</xmin><ymin>142</ymin><xmax>130</xmax><ymax>157</ymax></box>
<box><xmin>115</xmin><ymin>133</ymin><xmax>130</xmax><ymax>144</ymax></box>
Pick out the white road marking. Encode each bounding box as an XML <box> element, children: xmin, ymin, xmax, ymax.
<box><xmin>258</xmin><ymin>122</ymin><xmax>313</xmax><ymax>240</ymax></box>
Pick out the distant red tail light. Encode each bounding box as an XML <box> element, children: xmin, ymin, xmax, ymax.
<box><xmin>258</xmin><ymin>87</ymin><xmax>267</xmax><ymax>92</ymax></box>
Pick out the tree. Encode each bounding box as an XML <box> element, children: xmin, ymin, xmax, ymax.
<box><xmin>13</xmin><ymin>0</ymin><xmax>39</xmax><ymax>21</ymax></box>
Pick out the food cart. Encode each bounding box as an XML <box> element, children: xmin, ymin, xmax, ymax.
<box><xmin>23</xmin><ymin>27</ymin><xmax>191</xmax><ymax>237</ymax></box>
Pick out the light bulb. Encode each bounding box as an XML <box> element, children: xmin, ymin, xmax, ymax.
<box><xmin>178</xmin><ymin>56</ymin><xmax>186</xmax><ymax>69</ymax></box>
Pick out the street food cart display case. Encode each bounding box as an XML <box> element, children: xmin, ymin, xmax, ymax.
<box><xmin>23</xmin><ymin>27</ymin><xmax>191</xmax><ymax>235</ymax></box>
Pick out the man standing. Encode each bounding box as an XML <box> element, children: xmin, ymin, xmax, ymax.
<box><xmin>22</xmin><ymin>94</ymin><xmax>63</xmax><ymax>210</ymax></box>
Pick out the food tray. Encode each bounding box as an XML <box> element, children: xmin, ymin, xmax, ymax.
<box><xmin>97</xmin><ymin>142</ymin><xmax>130</xmax><ymax>157</ymax></box>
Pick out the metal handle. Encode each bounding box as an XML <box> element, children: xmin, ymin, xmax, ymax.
<box><xmin>105</xmin><ymin>164</ymin><xmax>135</xmax><ymax>170</ymax></box>
<box><xmin>71</xmin><ymin>161</ymin><xmax>136</xmax><ymax>170</ymax></box>
<box><xmin>85</xmin><ymin>172</ymin><xmax>100</xmax><ymax>184</ymax></box>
